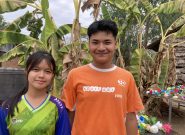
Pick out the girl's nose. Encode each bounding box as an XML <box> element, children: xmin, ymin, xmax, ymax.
<box><xmin>38</xmin><ymin>71</ymin><xmax>45</xmax><ymax>77</ymax></box>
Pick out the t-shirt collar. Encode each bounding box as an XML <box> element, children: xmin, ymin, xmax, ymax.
<box><xmin>88</xmin><ymin>63</ymin><xmax>117</xmax><ymax>72</ymax></box>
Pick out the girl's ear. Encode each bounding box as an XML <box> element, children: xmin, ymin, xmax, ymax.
<box><xmin>51</xmin><ymin>75</ymin><xmax>54</xmax><ymax>83</ymax></box>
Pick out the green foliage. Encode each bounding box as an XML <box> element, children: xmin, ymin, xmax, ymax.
<box><xmin>101</xmin><ymin>3</ymin><xmax>111</xmax><ymax>19</ymax></box>
<box><xmin>101</xmin><ymin>0</ymin><xmax>185</xmax><ymax>92</ymax></box>
<box><xmin>0</xmin><ymin>31</ymin><xmax>43</xmax><ymax>46</ymax></box>
<box><xmin>0</xmin><ymin>0</ymin><xmax>35</xmax><ymax>14</ymax></box>
<box><xmin>129</xmin><ymin>48</ymin><xmax>156</xmax><ymax>87</ymax></box>
<box><xmin>154</xmin><ymin>0</ymin><xmax>185</xmax><ymax>14</ymax></box>
<box><xmin>0</xmin><ymin>31</ymin><xmax>46</xmax><ymax>62</ymax></box>
<box><xmin>158</xmin><ymin>54</ymin><xmax>169</xmax><ymax>88</ymax></box>
<box><xmin>27</xmin><ymin>16</ymin><xmax>43</xmax><ymax>39</ymax></box>
<box><xmin>108</xmin><ymin>0</ymin><xmax>140</xmax><ymax>15</ymax></box>
<box><xmin>175</xmin><ymin>24</ymin><xmax>185</xmax><ymax>38</ymax></box>
<box><xmin>0</xmin><ymin>15</ymin><xmax>7</xmax><ymax>30</ymax></box>
<box><xmin>0</xmin><ymin>45</ymin><xmax>27</xmax><ymax>62</ymax></box>
<box><xmin>5</xmin><ymin>11</ymin><xmax>32</xmax><ymax>32</ymax></box>
<box><xmin>166</xmin><ymin>14</ymin><xmax>185</xmax><ymax>38</ymax></box>
<box><xmin>56</xmin><ymin>24</ymin><xmax>87</xmax><ymax>38</ymax></box>
<box><xmin>41</xmin><ymin>0</ymin><xmax>57</xmax><ymax>45</ymax></box>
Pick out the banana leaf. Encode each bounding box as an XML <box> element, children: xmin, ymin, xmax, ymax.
<box><xmin>140</xmin><ymin>0</ymin><xmax>153</xmax><ymax>11</ymax></box>
<box><xmin>107</xmin><ymin>0</ymin><xmax>140</xmax><ymax>15</ymax></box>
<box><xmin>129</xmin><ymin>48</ymin><xmax>156</xmax><ymax>87</ymax></box>
<box><xmin>129</xmin><ymin>49</ymin><xmax>143</xmax><ymax>86</ymax></box>
<box><xmin>0</xmin><ymin>31</ymin><xmax>46</xmax><ymax>62</ymax></box>
<box><xmin>165</xmin><ymin>14</ymin><xmax>185</xmax><ymax>36</ymax></box>
<box><xmin>41</xmin><ymin>0</ymin><xmax>57</xmax><ymax>45</ymax></box>
<box><xmin>158</xmin><ymin>53</ymin><xmax>169</xmax><ymax>88</ymax></box>
<box><xmin>0</xmin><ymin>45</ymin><xmax>26</xmax><ymax>62</ymax></box>
<box><xmin>101</xmin><ymin>3</ymin><xmax>111</xmax><ymax>20</ymax></box>
<box><xmin>0</xmin><ymin>0</ymin><xmax>35</xmax><ymax>13</ymax></box>
<box><xmin>0</xmin><ymin>31</ymin><xmax>44</xmax><ymax>46</ymax></box>
<box><xmin>174</xmin><ymin>24</ymin><xmax>185</xmax><ymax>38</ymax></box>
<box><xmin>154</xmin><ymin>0</ymin><xmax>185</xmax><ymax>14</ymax></box>
<box><xmin>56</xmin><ymin>24</ymin><xmax>87</xmax><ymax>38</ymax></box>
<box><xmin>4</xmin><ymin>11</ymin><xmax>32</xmax><ymax>32</ymax></box>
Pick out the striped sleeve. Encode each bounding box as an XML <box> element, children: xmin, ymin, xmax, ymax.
<box><xmin>0</xmin><ymin>107</ymin><xmax>9</xmax><ymax>135</ymax></box>
<box><xmin>50</xmin><ymin>97</ymin><xmax>71</xmax><ymax>135</ymax></box>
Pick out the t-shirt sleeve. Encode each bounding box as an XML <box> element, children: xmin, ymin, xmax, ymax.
<box><xmin>61</xmin><ymin>71</ymin><xmax>77</xmax><ymax>111</ymax></box>
<box><xmin>0</xmin><ymin>107</ymin><xmax>9</xmax><ymax>135</ymax></box>
<box><xmin>126</xmin><ymin>73</ymin><xmax>144</xmax><ymax>112</ymax></box>
<box><xmin>55</xmin><ymin>103</ymin><xmax>71</xmax><ymax>135</ymax></box>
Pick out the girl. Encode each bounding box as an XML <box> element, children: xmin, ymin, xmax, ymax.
<box><xmin>0</xmin><ymin>51</ymin><xmax>71</xmax><ymax>135</ymax></box>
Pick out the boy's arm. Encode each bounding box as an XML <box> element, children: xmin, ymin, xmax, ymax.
<box><xmin>126</xmin><ymin>112</ymin><xmax>138</xmax><ymax>135</ymax></box>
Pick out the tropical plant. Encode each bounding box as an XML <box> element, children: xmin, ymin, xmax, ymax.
<box><xmin>61</xmin><ymin>0</ymin><xmax>91</xmax><ymax>82</ymax></box>
<box><xmin>0</xmin><ymin>15</ymin><xmax>7</xmax><ymax>30</ymax></box>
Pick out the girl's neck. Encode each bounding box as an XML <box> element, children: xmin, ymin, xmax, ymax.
<box><xmin>25</xmin><ymin>90</ymin><xmax>48</xmax><ymax>109</ymax></box>
<box><xmin>26</xmin><ymin>89</ymin><xmax>48</xmax><ymax>99</ymax></box>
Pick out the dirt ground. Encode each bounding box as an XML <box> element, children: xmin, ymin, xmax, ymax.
<box><xmin>159</xmin><ymin>102</ymin><xmax>185</xmax><ymax>135</ymax></box>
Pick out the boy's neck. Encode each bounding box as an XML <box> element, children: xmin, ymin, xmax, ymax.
<box><xmin>91</xmin><ymin>62</ymin><xmax>114</xmax><ymax>69</ymax></box>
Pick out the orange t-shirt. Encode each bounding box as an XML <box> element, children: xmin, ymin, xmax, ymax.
<box><xmin>61</xmin><ymin>64</ymin><xmax>144</xmax><ymax>135</ymax></box>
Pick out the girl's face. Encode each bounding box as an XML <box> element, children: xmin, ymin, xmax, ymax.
<box><xmin>27</xmin><ymin>59</ymin><xmax>54</xmax><ymax>92</ymax></box>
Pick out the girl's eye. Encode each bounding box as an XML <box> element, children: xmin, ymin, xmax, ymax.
<box><xmin>32</xmin><ymin>68</ymin><xmax>39</xmax><ymax>71</ymax></box>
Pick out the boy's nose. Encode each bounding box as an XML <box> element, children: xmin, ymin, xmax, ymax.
<box><xmin>98</xmin><ymin>43</ymin><xmax>105</xmax><ymax>50</ymax></box>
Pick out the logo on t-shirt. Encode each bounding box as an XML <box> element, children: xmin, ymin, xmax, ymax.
<box><xmin>117</xmin><ymin>80</ymin><xmax>126</xmax><ymax>86</ymax></box>
<box><xmin>83</xmin><ymin>86</ymin><xmax>115</xmax><ymax>93</ymax></box>
<box><xmin>11</xmin><ymin>117</ymin><xmax>23</xmax><ymax>125</ymax></box>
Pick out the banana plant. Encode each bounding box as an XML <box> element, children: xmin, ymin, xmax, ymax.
<box><xmin>103</xmin><ymin>0</ymin><xmax>147</xmax><ymax>95</ymax></box>
<box><xmin>0</xmin><ymin>0</ymin><xmax>88</xmax><ymax>96</ymax></box>
<box><xmin>80</xmin><ymin>0</ymin><xmax>185</xmax><ymax>115</ymax></box>
<box><xmin>101</xmin><ymin>0</ymin><xmax>185</xmax><ymax>94</ymax></box>
<box><xmin>61</xmin><ymin>0</ymin><xmax>92</xmax><ymax>83</ymax></box>
<box><xmin>81</xmin><ymin>0</ymin><xmax>102</xmax><ymax>21</ymax></box>
<box><xmin>0</xmin><ymin>0</ymin><xmax>39</xmax><ymax>13</ymax></box>
<box><xmin>148</xmin><ymin>0</ymin><xmax>185</xmax><ymax>88</ymax></box>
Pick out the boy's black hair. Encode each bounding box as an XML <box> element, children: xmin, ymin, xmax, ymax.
<box><xmin>87</xmin><ymin>20</ymin><xmax>118</xmax><ymax>39</ymax></box>
<box><xmin>2</xmin><ymin>51</ymin><xmax>56</xmax><ymax>117</ymax></box>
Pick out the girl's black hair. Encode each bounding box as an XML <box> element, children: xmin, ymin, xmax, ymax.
<box><xmin>2</xmin><ymin>51</ymin><xmax>56</xmax><ymax>117</ymax></box>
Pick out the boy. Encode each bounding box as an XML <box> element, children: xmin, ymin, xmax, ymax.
<box><xmin>61</xmin><ymin>20</ymin><xmax>144</xmax><ymax>135</ymax></box>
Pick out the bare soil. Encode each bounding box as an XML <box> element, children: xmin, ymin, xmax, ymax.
<box><xmin>159</xmin><ymin>102</ymin><xmax>185</xmax><ymax>135</ymax></box>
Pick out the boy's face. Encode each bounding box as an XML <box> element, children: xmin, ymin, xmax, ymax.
<box><xmin>89</xmin><ymin>31</ymin><xmax>116</xmax><ymax>68</ymax></box>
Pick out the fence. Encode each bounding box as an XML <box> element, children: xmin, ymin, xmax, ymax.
<box><xmin>0</xmin><ymin>68</ymin><xmax>26</xmax><ymax>103</ymax></box>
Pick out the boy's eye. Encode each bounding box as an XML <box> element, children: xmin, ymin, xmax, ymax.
<box><xmin>45</xmin><ymin>70</ymin><xmax>52</xmax><ymax>73</ymax></box>
<box><xmin>105</xmin><ymin>42</ymin><xmax>111</xmax><ymax>45</ymax></box>
<box><xmin>92</xmin><ymin>41</ymin><xmax>98</xmax><ymax>44</ymax></box>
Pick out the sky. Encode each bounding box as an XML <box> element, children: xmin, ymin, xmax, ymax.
<box><xmin>2</xmin><ymin>0</ymin><xmax>94</xmax><ymax>28</ymax></box>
